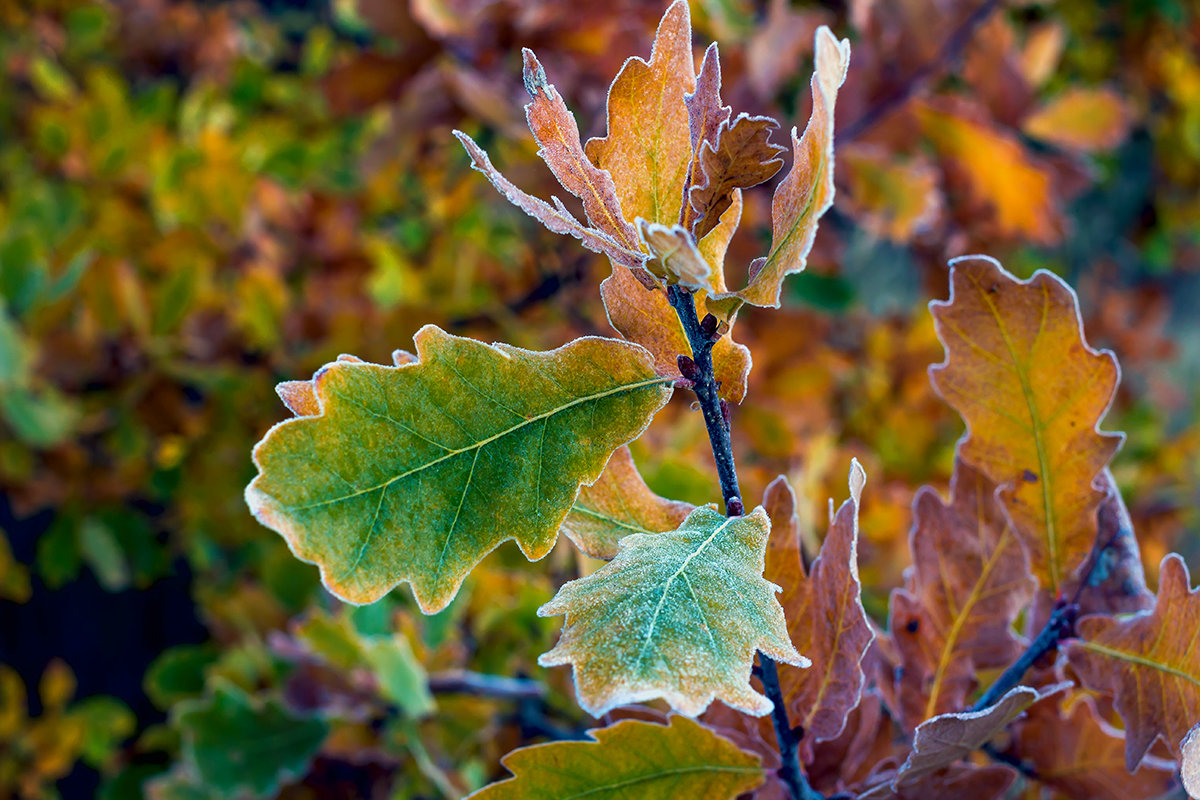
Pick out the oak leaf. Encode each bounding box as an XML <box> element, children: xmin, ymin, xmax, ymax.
<box><xmin>929</xmin><ymin>255</ymin><xmax>1123</xmax><ymax>595</ymax></box>
<box><xmin>1068</xmin><ymin>553</ymin><xmax>1200</xmax><ymax>770</ymax></box>
<box><xmin>766</xmin><ymin>462</ymin><xmax>874</xmax><ymax>747</ymax></box>
<box><xmin>1022</xmin><ymin>87</ymin><xmax>1132</xmax><ymax>153</ymax></box>
<box><xmin>710</xmin><ymin>26</ymin><xmax>849</xmax><ymax>315</ymax></box>
<box><xmin>538</xmin><ymin>505</ymin><xmax>807</xmax><ymax>717</ymax></box>
<box><xmin>246</xmin><ymin>326</ymin><xmax>673</xmax><ymax>613</ymax></box>
<box><xmin>469</xmin><ymin>716</ymin><xmax>765</xmax><ymax>799</ymax></box>
<box><xmin>562</xmin><ymin>445</ymin><xmax>694</xmax><ymax>560</ymax></box>
<box><xmin>856</xmin><ymin>763</ymin><xmax>1017</xmax><ymax>800</ymax></box>
<box><xmin>1009</xmin><ymin>694</ymin><xmax>1176</xmax><ymax>800</ymax></box>
<box><xmin>888</xmin><ymin>458</ymin><xmax>1034</xmax><ymax>729</ymax></box>
<box><xmin>1183</xmin><ymin>723</ymin><xmax>1200</xmax><ymax>799</ymax></box>
<box><xmin>585</xmin><ymin>0</ymin><xmax>694</xmax><ymax>227</ymax></box>
<box><xmin>638</xmin><ymin>218</ymin><xmax>712</xmax><ymax>291</ymax></box>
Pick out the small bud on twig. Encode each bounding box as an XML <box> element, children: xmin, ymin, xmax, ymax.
<box><xmin>726</xmin><ymin>496</ymin><xmax>744</xmax><ymax>516</ymax></box>
<box><xmin>677</xmin><ymin>354</ymin><xmax>701</xmax><ymax>381</ymax></box>
<box><xmin>699</xmin><ymin>313</ymin><xmax>719</xmax><ymax>341</ymax></box>
<box><xmin>719</xmin><ymin>398</ymin><xmax>731</xmax><ymax>429</ymax></box>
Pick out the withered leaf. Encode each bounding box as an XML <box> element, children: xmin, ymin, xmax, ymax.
<box><xmin>1072</xmin><ymin>469</ymin><xmax>1153</xmax><ymax>617</ymax></box>
<box><xmin>538</xmin><ymin>505</ymin><xmax>806</xmax><ymax>717</ymax></box>
<box><xmin>929</xmin><ymin>255</ymin><xmax>1123</xmax><ymax>595</ymax></box>
<box><xmin>767</xmin><ymin>461</ymin><xmax>874</xmax><ymax>747</ymax></box>
<box><xmin>1068</xmin><ymin>553</ymin><xmax>1200</xmax><ymax>770</ymax></box>
<box><xmin>889</xmin><ymin>457</ymin><xmax>1034</xmax><ymax>729</ymax></box>
<box><xmin>1009</xmin><ymin>694</ymin><xmax>1176</xmax><ymax>800</ymax></box>
<box><xmin>688</xmin><ymin>114</ymin><xmax>786</xmax><ymax>241</ymax></box>
<box><xmin>682</xmin><ymin>43</ymin><xmax>732</xmax><ymax>222</ymax></box>
<box><xmin>246</xmin><ymin>326</ymin><xmax>672</xmax><ymax>613</ymax></box>
<box><xmin>638</xmin><ymin>218</ymin><xmax>712</xmax><ymax>291</ymax></box>
<box><xmin>711</xmin><ymin>26</ymin><xmax>849</xmax><ymax>314</ymax></box>
<box><xmin>469</xmin><ymin>716</ymin><xmax>765</xmax><ymax>799</ymax></box>
<box><xmin>856</xmin><ymin>763</ymin><xmax>1017</xmax><ymax>800</ymax></box>
<box><xmin>562</xmin><ymin>445</ymin><xmax>694</xmax><ymax>560</ymax></box>
<box><xmin>586</xmin><ymin>0</ymin><xmax>695</xmax><ymax>227</ymax></box>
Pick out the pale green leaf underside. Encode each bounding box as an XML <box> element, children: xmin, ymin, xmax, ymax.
<box><xmin>469</xmin><ymin>716</ymin><xmax>764</xmax><ymax>799</ymax></box>
<box><xmin>539</xmin><ymin>505</ymin><xmax>807</xmax><ymax>717</ymax></box>
<box><xmin>246</xmin><ymin>325</ymin><xmax>673</xmax><ymax>613</ymax></box>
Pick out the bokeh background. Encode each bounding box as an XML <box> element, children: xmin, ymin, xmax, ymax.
<box><xmin>1</xmin><ymin>0</ymin><xmax>1198</xmax><ymax>797</ymax></box>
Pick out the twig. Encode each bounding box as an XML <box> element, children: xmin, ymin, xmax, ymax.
<box><xmin>428</xmin><ymin>670</ymin><xmax>547</xmax><ymax>700</ymax></box>
<box><xmin>665</xmin><ymin>284</ymin><xmax>821</xmax><ymax>800</ymax></box>
<box><xmin>838</xmin><ymin>0</ymin><xmax>1002</xmax><ymax>145</ymax></box>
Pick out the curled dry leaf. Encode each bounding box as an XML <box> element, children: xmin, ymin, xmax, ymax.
<box><xmin>929</xmin><ymin>255</ymin><xmax>1123</xmax><ymax>595</ymax></box>
<box><xmin>637</xmin><ymin>218</ymin><xmax>712</xmax><ymax>291</ymax></box>
<box><xmin>562</xmin><ymin>445</ymin><xmax>694</xmax><ymax>560</ymax></box>
<box><xmin>709</xmin><ymin>25</ymin><xmax>850</xmax><ymax>316</ymax></box>
<box><xmin>538</xmin><ymin>505</ymin><xmax>806</xmax><ymax>718</ymax></box>
<box><xmin>246</xmin><ymin>326</ymin><xmax>672</xmax><ymax>613</ymax></box>
<box><xmin>765</xmin><ymin>461</ymin><xmax>874</xmax><ymax>748</ymax></box>
<box><xmin>1072</xmin><ymin>469</ymin><xmax>1153</xmax><ymax>616</ymax></box>
<box><xmin>1068</xmin><ymin>553</ymin><xmax>1200</xmax><ymax>771</ymax></box>
<box><xmin>888</xmin><ymin>457</ymin><xmax>1034</xmax><ymax>729</ymax></box>
<box><xmin>467</xmin><ymin>716</ymin><xmax>765</xmax><ymax>799</ymax></box>
<box><xmin>1009</xmin><ymin>693</ymin><xmax>1176</xmax><ymax>800</ymax></box>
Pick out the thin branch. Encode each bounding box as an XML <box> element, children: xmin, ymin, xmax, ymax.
<box><xmin>665</xmin><ymin>284</ymin><xmax>820</xmax><ymax>800</ymax></box>
<box><xmin>838</xmin><ymin>0</ymin><xmax>1002</xmax><ymax>145</ymax></box>
<box><xmin>428</xmin><ymin>670</ymin><xmax>547</xmax><ymax>700</ymax></box>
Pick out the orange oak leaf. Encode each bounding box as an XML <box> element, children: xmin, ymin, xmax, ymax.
<box><xmin>929</xmin><ymin>255</ymin><xmax>1124</xmax><ymax>595</ymax></box>
<box><xmin>1022</xmin><ymin>87</ymin><xmax>1132</xmax><ymax>153</ymax></box>
<box><xmin>711</xmin><ymin>26</ymin><xmax>849</xmax><ymax>314</ymax></box>
<box><xmin>1068</xmin><ymin>553</ymin><xmax>1200</xmax><ymax>771</ymax></box>
<box><xmin>767</xmin><ymin>461</ymin><xmax>874</xmax><ymax>748</ymax></box>
<box><xmin>520</xmin><ymin>49</ymin><xmax>641</xmax><ymax>253</ymax></box>
<box><xmin>888</xmin><ymin>458</ymin><xmax>1034</xmax><ymax>729</ymax></box>
<box><xmin>681</xmin><ymin>43</ymin><xmax>731</xmax><ymax>226</ymax></box>
<box><xmin>562</xmin><ymin>445</ymin><xmax>694</xmax><ymax>560</ymax></box>
<box><xmin>918</xmin><ymin>106</ymin><xmax>1063</xmax><ymax>243</ymax></box>
<box><xmin>1008</xmin><ymin>694</ymin><xmax>1176</xmax><ymax>800</ymax></box>
<box><xmin>585</xmin><ymin>0</ymin><xmax>695</xmax><ymax>227</ymax></box>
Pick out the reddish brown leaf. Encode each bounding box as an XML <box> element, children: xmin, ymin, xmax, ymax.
<box><xmin>856</xmin><ymin>763</ymin><xmax>1017</xmax><ymax>800</ymax></box>
<box><xmin>1068</xmin><ymin>553</ymin><xmax>1200</xmax><ymax>770</ymax></box>
<box><xmin>688</xmin><ymin>114</ymin><xmax>785</xmax><ymax>241</ymax></box>
<box><xmin>888</xmin><ymin>458</ymin><xmax>1034</xmax><ymax>729</ymax></box>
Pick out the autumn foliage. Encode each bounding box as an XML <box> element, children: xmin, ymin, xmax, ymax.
<box><xmin>2</xmin><ymin>0</ymin><xmax>1200</xmax><ymax>799</ymax></box>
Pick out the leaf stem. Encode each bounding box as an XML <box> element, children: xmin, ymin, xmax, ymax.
<box><xmin>666</xmin><ymin>284</ymin><xmax>821</xmax><ymax>800</ymax></box>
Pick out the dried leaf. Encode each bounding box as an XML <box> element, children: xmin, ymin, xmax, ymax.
<box><xmin>1009</xmin><ymin>694</ymin><xmax>1176</xmax><ymax>800</ymax></box>
<box><xmin>563</xmin><ymin>445</ymin><xmax>694</xmax><ymax>560</ymax></box>
<box><xmin>767</xmin><ymin>461</ymin><xmax>874</xmax><ymax>746</ymax></box>
<box><xmin>918</xmin><ymin>107</ymin><xmax>1062</xmax><ymax>243</ymax></box>
<box><xmin>682</xmin><ymin>43</ymin><xmax>732</xmax><ymax>217</ymax></box>
<box><xmin>521</xmin><ymin>49</ymin><xmax>641</xmax><ymax>251</ymax></box>
<box><xmin>929</xmin><ymin>255</ymin><xmax>1123</xmax><ymax>594</ymax></box>
<box><xmin>889</xmin><ymin>458</ymin><xmax>1034</xmax><ymax>729</ymax></box>
<box><xmin>469</xmin><ymin>716</ymin><xmax>765</xmax><ymax>799</ymax></box>
<box><xmin>1022</xmin><ymin>87</ymin><xmax>1132</xmax><ymax>153</ymax></box>
<box><xmin>246</xmin><ymin>326</ymin><xmax>673</xmax><ymax>613</ymax></box>
<box><xmin>1183</xmin><ymin>723</ymin><xmax>1200</xmax><ymax>799</ymax></box>
<box><xmin>538</xmin><ymin>505</ymin><xmax>807</xmax><ymax>717</ymax></box>
<box><xmin>1068</xmin><ymin>553</ymin><xmax>1200</xmax><ymax>770</ymax></box>
<box><xmin>711</xmin><ymin>26</ymin><xmax>849</xmax><ymax>313</ymax></box>
<box><xmin>454</xmin><ymin>131</ymin><xmax>647</xmax><ymax>275</ymax></box>
<box><xmin>856</xmin><ymin>763</ymin><xmax>1017</xmax><ymax>800</ymax></box>
<box><xmin>687</xmin><ymin>113</ymin><xmax>785</xmax><ymax>240</ymax></box>
<box><xmin>586</xmin><ymin>0</ymin><xmax>695</xmax><ymax>227</ymax></box>
<box><xmin>890</xmin><ymin>684</ymin><xmax>1066</xmax><ymax>791</ymax></box>
<box><xmin>638</xmin><ymin>218</ymin><xmax>712</xmax><ymax>291</ymax></box>
<box><xmin>1073</xmin><ymin>469</ymin><xmax>1153</xmax><ymax>616</ymax></box>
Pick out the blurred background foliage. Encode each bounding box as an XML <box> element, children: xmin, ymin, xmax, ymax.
<box><xmin>0</xmin><ymin>0</ymin><xmax>1197</xmax><ymax>797</ymax></box>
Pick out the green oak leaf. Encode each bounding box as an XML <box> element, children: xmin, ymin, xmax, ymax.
<box><xmin>174</xmin><ymin>681</ymin><xmax>327</xmax><ymax>799</ymax></box>
<box><xmin>246</xmin><ymin>325</ymin><xmax>673</xmax><ymax>613</ymax></box>
<box><xmin>539</xmin><ymin>505</ymin><xmax>807</xmax><ymax>717</ymax></box>
<box><xmin>469</xmin><ymin>716</ymin><xmax>764</xmax><ymax>799</ymax></box>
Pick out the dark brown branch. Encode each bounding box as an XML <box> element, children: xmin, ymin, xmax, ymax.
<box><xmin>839</xmin><ymin>0</ymin><xmax>1002</xmax><ymax>145</ymax></box>
<box><xmin>665</xmin><ymin>284</ymin><xmax>819</xmax><ymax>800</ymax></box>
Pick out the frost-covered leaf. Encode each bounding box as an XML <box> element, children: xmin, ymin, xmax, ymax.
<box><xmin>585</xmin><ymin>0</ymin><xmax>695</xmax><ymax>227</ymax></box>
<box><xmin>929</xmin><ymin>255</ymin><xmax>1123</xmax><ymax>595</ymax></box>
<box><xmin>711</xmin><ymin>26</ymin><xmax>849</xmax><ymax>314</ymax></box>
<box><xmin>1074</xmin><ymin>470</ymin><xmax>1153</xmax><ymax>616</ymax></box>
<box><xmin>563</xmin><ymin>445</ymin><xmax>694</xmax><ymax>560</ymax></box>
<box><xmin>638</xmin><ymin>218</ymin><xmax>711</xmax><ymax>290</ymax></box>
<box><xmin>766</xmin><ymin>461</ymin><xmax>873</xmax><ymax>746</ymax></box>
<box><xmin>469</xmin><ymin>716</ymin><xmax>765</xmax><ymax>799</ymax></box>
<box><xmin>1009</xmin><ymin>694</ymin><xmax>1175</xmax><ymax>800</ymax></box>
<box><xmin>856</xmin><ymin>763</ymin><xmax>1016</xmax><ymax>800</ymax></box>
<box><xmin>889</xmin><ymin>684</ymin><xmax>1065</xmax><ymax>791</ymax></box>
<box><xmin>539</xmin><ymin>505</ymin><xmax>806</xmax><ymax>717</ymax></box>
<box><xmin>520</xmin><ymin>49</ymin><xmax>642</xmax><ymax>252</ymax></box>
<box><xmin>175</xmin><ymin>681</ymin><xmax>327</xmax><ymax>799</ymax></box>
<box><xmin>687</xmin><ymin>114</ymin><xmax>784</xmax><ymax>241</ymax></box>
<box><xmin>1022</xmin><ymin>87</ymin><xmax>1132</xmax><ymax>153</ymax></box>
<box><xmin>888</xmin><ymin>458</ymin><xmax>1033</xmax><ymax>729</ymax></box>
<box><xmin>246</xmin><ymin>326</ymin><xmax>673</xmax><ymax>613</ymax></box>
<box><xmin>1068</xmin><ymin>553</ymin><xmax>1200</xmax><ymax>770</ymax></box>
<box><xmin>1183</xmin><ymin>723</ymin><xmax>1200</xmax><ymax>799</ymax></box>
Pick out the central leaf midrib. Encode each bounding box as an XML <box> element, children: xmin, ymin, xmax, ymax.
<box><xmin>286</xmin><ymin>375</ymin><xmax>670</xmax><ymax>512</ymax></box>
<box><xmin>1079</xmin><ymin>640</ymin><xmax>1200</xmax><ymax>689</ymax></box>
